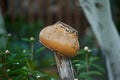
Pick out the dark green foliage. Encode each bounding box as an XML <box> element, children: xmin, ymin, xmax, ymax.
<box><xmin>0</xmin><ymin>35</ymin><xmax>58</xmax><ymax>80</ymax></box>
<box><xmin>72</xmin><ymin>49</ymin><xmax>105</xmax><ymax>80</ymax></box>
<box><xmin>4</xmin><ymin>16</ymin><xmax>44</xmax><ymax>37</ymax></box>
<box><xmin>0</xmin><ymin>34</ymin><xmax>106</xmax><ymax>80</ymax></box>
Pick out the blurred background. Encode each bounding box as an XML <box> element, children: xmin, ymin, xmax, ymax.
<box><xmin>0</xmin><ymin>0</ymin><xmax>120</xmax><ymax>80</ymax></box>
<box><xmin>0</xmin><ymin>0</ymin><xmax>120</xmax><ymax>37</ymax></box>
<box><xmin>0</xmin><ymin>0</ymin><xmax>88</xmax><ymax>37</ymax></box>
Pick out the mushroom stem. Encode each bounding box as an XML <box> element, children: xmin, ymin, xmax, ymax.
<box><xmin>54</xmin><ymin>51</ymin><xmax>75</xmax><ymax>80</ymax></box>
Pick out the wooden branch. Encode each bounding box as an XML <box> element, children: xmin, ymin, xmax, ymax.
<box><xmin>54</xmin><ymin>51</ymin><xmax>75</xmax><ymax>80</ymax></box>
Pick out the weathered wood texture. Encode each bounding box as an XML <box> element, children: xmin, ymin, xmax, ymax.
<box><xmin>79</xmin><ymin>0</ymin><xmax>120</xmax><ymax>80</ymax></box>
<box><xmin>54</xmin><ymin>52</ymin><xmax>74</xmax><ymax>80</ymax></box>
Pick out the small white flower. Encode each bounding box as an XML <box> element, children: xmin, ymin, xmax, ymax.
<box><xmin>5</xmin><ymin>50</ymin><xmax>10</xmax><ymax>54</ymax></box>
<box><xmin>84</xmin><ymin>46</ymin><xmax>92</xmax><ymax>53</ymax></box>
<box><xmin>30</xmin><ymin>37</ymin><xmax>35</xmax><ymax>42</ymax></box>
<box><xmin>84</xmin><ymin>46</ymin><xmax>89</xmax><ymax>51</ymax></box>
<box><xmin>74</xmin><ymin>79</ymin><xmax>78</xmax><ymax>80</ymax></box>
<box><xmin>7</xmin><ymin>69</ymin><xmax>10</xmax><ymax>72</ymax></box>
<box><xmin>16</xmin><ymin>62</ymin><xmax>20</xmax><ymax>65</ymax></box>
<box><xmin>75</xmin><ymin>64</ymin><xmax>81</xmax><ymax>67</ymax></box>
<box><xmin>23</xmin><ymin>50</ymin><xmax>26</xmax><ymax>53</ymax></box>
<box><xmin>8</xmin><ymin>33</ymin><xmax>11</xmax><ymax>37</ymax></box>
<box><xmin>36</xmin><ymin>75</ymin><xmax>41</xmax><ymax>78</ymax></box>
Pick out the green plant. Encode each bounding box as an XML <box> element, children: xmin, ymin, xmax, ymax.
<box><xmin>0</xmin><ymin>33</ymin><xmax>106</xmax><ymax>80</ymax></box>
<box><xmin>72</xmin><ymin>47</ymin><xmax>105</xmax><ymax>80</ymax></box>
<box><xmin>4</xmin><ymin>16</ymin><xmax>44</xmax><ymax>37</ymax></box>
<box><xmin>0</xmin><ymin>34</ymin><xmax>55</xmax><ymax>80</ymax></box>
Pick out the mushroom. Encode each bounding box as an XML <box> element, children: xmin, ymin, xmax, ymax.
<box><xmin>39</xmin><ymin>21</ymin><xmax>79</xmax><ymax>80</ymax></box>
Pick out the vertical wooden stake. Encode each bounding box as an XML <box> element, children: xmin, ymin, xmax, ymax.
<box><xmin>54</xmin><ymin>51</ymin><xmax>75</xmax><ymax>80</ymax></box>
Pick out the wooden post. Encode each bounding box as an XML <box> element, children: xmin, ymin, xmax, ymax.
<box><xmin>54</xmin><ymin>51</ymin><xmax>75</xmax><ymax>80</ymax></box>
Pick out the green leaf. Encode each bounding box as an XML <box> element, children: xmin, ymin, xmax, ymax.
<box><xmin>50</xmin><ymin>63</ymin><xmax>56</xmax><ymax>66</ymax></box>
<box><xmin>75</xmin><ymin>64</ymin><xmax>85</xmax><ymax>71</ymax></box>
<box><xmin>72</xmin><ymin>60</ymin><xmax>80</xmax><ymax>63</ymax></box>
<box><xmin>89</xmin><ymin>56</ymin><xmax>99</xmax><ymax>64</ymax></box>
<box><xmin>21</xmin><ymin>38</ymin><xmax>30</xmax><ymax>42</ymax></box>
<box><xmin>75</xmin><ymin>64</ymin><xmax>81</xmax><ymax>67</ymax></box>
<box><xmin>78</xmin><ymin>60</ymin><xmax>86</xmax><ymax>65</ymax></box>
<box><xmin>35</xmin><ymin>47</ymin><xmax>46</xmax><ymax>54</ymax></box>
<box><xmin>33</xmin><ymin>71</ymin><xmax>47</xmax><ymax>77</ymax></box>
<box><xmin>79</xmin><ymin>71</ymin><xmax>103</xmax><ymax>77</ymax></box>
<box><xmin>0</xmin><ymin>52</ymin><xmax>5</xmax><ymax>56</ymax></box>
<box><xmin>78</xmin><ymin>75</ymin><xmax>93</xmax><ymax>80</ymax></box>
<box><xmin>91</xmin><ymin>64</ymin><xmax>105</xmax><ymax>73</ymax></box>
<box><xmin>78</xmin><ymin>76</ymin><xmax>93</xmax><ymax>80</ymax></box>
<box><xmin>14</xmin><ymin>75</ymin><xmax>23</xmax><ymax>80</ymax></box>
<box><xmin>8</xmin><ymin>68</ymin><xmax>28</xmax><ymax>75</ymax></box>
<box><xmin>5</xmin><ymin>60</ymin><xmax>19</xmax><ymax>65</ymax></box>
<box><xmin>14</xmin><ymin>53</ymin><xmax>30</xmax><ymax>59</ymax></box>
<box><xmin>0</xmin><ymin>34</ymin><xmax>6</xmax><ymax>38</ymax></box>
<box><xmin>77</xmin><ymin>49</ymin><xmax>85</xmax><ymax>55</ymax></box>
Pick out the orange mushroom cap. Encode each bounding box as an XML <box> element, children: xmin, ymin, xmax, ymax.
<box><xmin>39</xmin><ymin>21</ymin><xmax>80</xmax><ymax>57</ymax></box>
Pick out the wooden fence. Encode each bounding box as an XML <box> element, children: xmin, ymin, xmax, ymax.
<box><xmin>0</xmin><ymin>0</ymin><xmax>88</xmax><ymax>35</ymax></box>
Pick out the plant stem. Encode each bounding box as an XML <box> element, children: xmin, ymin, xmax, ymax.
<box><xmin>2</xmin><ymin>54</ymin><xmax>10</xmax><ymax>79</ymax></box>
<box><xmin>86</xmin><ymin>52</ymin><xmax>89</xmax><ymax>72</ymax></box>
<box><xmin>31</xmin><ymin>42</ymin><xmax>34</xmax><ymax>61</ymax></box>
<box><xmin>6</xmin><ymin>34</ymin><xmax>11</xmax><ymax>49</ymax></box>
